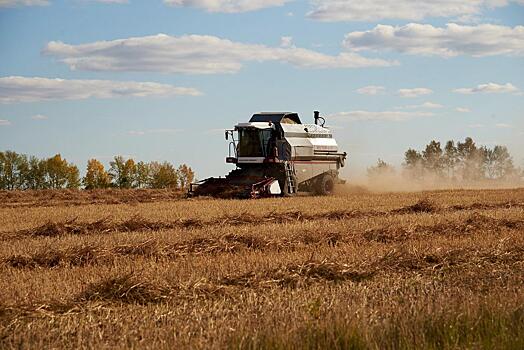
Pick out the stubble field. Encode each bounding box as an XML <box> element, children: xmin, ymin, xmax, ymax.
<box><xmin>1</xmin><ymin>188</ymin><xmax>523</xmax><ymax>349</ymax></box>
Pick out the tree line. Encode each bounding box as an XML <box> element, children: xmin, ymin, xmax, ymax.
<box><xmin>0</xmin><ymin>151</ymin><xmax>194</xmax><ymax>190</ymax></box>
<box><xmin>368</xmin><ymin>137</ymin><xmax>523</xmax><ymax>182</ymax></box>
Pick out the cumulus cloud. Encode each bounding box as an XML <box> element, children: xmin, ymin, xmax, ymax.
<box><xmin>397</xmin><ymin>88</ymin><xmax>433</xmax><ymax>98</ymax></box>
<box><xmin>356</xmin><ymin>85</ymin><xmax>385</xmax><ymax>95</ymax></box>
<box><xmin>343</xmin><ymin>23</ymin><xmax>524</xmax><ymax>57</ymax></box>
<box><xmin>0</xmin><ymin>119</ymin><xmax>11</xmax><ymax>126</ymax></box>
<box><xmin>395</xmin><ymin>102</ymin><xmax>444</xmax><ymax>109</ymax></box>
<box><xmin>0</xmin><ymin>0</ymin><xmax>128</xmax><ymax>6</ymax></box>
<box><xmin>495</xmin><ymin>123</ymin><xmax>512</xmax><ymax>128</ymax></box>
<box><xmin>164</xmin><ymin>0</ymin><xmax>291</xmax><ymax>13</ymax></box>
<box><xmin>0</xmin><ymin>0</ymin><xmax>49</xmax><ymax>7</ymax></box>
<box><xmin>31</xmin><ymin>114</ymin><xmax>48</xmax><ymax>120</ymax></box>
<box><xmin>307</xmin><ymin>0</ymin><xmax>523</xmax><ymax>22</ymax></box>
<box><xmin>43</xmin><ymin>34</ymin><xmax>396</xmax><ymax>74</ymax></box>
<box><xmin>453</xmin><ymin>82</ymin><xmax>520</xmax><ymax>94</ymax></box>
<box><xmin>329</xmin><ymin>110</ymin><xmax>434</xmax><ymax>122</ymax></box>
<box><xmin>91</xmin><ymin>0</ymin><xmax>129</xmax><ymax>3</ymax></box>
<box><xmin>0</xmin><ymin>76</ymin><xmax>202</xmax><ymax>104</ymax></box>
<box><xmin>456</xmin><ymin>107</ymin><xmax>471</xmax><ymax>112</ymax></box>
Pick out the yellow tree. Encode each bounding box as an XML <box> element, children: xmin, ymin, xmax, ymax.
<box><xmin>66</xmin><ymin>165</ymin><xmax>81</xmax><ymax>189</ymax></box>
<box><xmin>123</xmin><ymin>158</ymin><xmax>137</xmax><ymax>188</ymax></box>
<box><xmin>83</xmin><ymin>159</ymin><xmax>111</xmax><ymax>189</ymax></box>
<box><xmin>46</xmin><ymin>154</ymin><xmax>71</xmax><ymax>189</ymax></box>
<box><xmin>177</xmin><ymin>164</ymin><xmax>195</xmax><ymax>190</ymax></box>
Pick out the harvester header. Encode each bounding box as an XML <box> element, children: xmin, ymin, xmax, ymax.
<box><xmin>190</xmin><ymin>111</ymin><xmax>347</xmax><ymax>198</ymax></box>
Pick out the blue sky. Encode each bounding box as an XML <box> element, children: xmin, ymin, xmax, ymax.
<box><xmin>0</xmin><ymin>0</ymin><xmax>523</xmax><ymax>179</ymax></box>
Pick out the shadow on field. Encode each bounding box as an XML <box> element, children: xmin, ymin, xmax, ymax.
<box><xmin>3</xmin><ymin>231</ymin><xmax>342</xmax><ymax>269</ymax></box>
<box><xmin>7</xmin><ymin>199</ymin><xmax>524</xmax><ymax>240</ymax></box>
<box><xmin>363</xmin><ymin>212</ymin><xmax>524</xmax><ymax>243</ymax></box>
<box><xmin>4</xmin><ymin>211</ymin><xmax>524</xmax><ymax>270</ymax></box>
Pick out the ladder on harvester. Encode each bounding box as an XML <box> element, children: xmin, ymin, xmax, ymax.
<box><xmin>284</xmin><ymin>161</ymin><xmax>297</xmax><ymax>194</ymax></box>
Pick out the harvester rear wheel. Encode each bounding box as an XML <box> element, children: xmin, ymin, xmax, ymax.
<box><xmin>316</xmin><ymin>174</ymin><xmax>334</xmax><ymax>195</ymax></box>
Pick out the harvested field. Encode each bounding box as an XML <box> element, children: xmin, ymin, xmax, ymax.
<box><xmin>0</xmin><ymin>188</ymin><xmax>184</xmax><ymax>208</ymax></box>
<box><xmin>1</xmin><ymin>187</ymin><xmax>523</xmax><ymax>349</ymax></box>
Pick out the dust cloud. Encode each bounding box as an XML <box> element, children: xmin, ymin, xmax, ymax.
<box><xmin>337</xmin><ymin>173</ymin><xmax>524</xmax><ymax>194</ymax></box>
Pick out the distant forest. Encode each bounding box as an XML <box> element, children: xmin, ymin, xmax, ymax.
<box><xmin>0</xmin><ymin>151</ymin><xmax>194</xmax><ymax>191</ymax></box>
<box><xmin>368</xmin><ymin>137</ymin><xmax>523</xmax><ymax>182</ymax></box>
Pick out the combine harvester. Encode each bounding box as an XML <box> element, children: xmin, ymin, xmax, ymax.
<box><xmin>189</xmin><ymin>111</ymin><xmax>347</xmax><ymax>199</ymax></box>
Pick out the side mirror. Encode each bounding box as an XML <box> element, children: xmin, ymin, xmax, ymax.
<box><xmin>225</xmin><ymin>131</ymin><xmax>229</xmax><ymax>140</ymax></box>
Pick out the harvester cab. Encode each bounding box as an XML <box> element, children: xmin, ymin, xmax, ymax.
<box><xmin>189</xmin><ymin>111</ymin><xmax>347</xmax><ymax>199</ymax></box>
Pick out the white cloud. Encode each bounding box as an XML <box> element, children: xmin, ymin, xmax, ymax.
<box><xmin>164</xmin><ymin>0</ymin><xmax>291</xmax><ymax>13</ymax></box>
<box><xmin>91</xmin><ymin>0</ymin><xmax>129</xmax><ymax>3</ymax></box>
<box><xmin>307</xmin><ymin>0</ymin><xmax>523</xmax><ymax>22</ymax></box>
<box><xmin>0</xmin><ymin>0</ymin><xmax>49</xmax><ymax>7</ymax></box>
<box><xmin>343</xmin><ymin>23</ymin><xmax>524</xmax><ymax>57</ymax></box>
<box><xmin>0</xmin><ymin>76</ymin><xmax>202</xmax><ymax>104</ymax></box>
<box><xmin>128</xmin><ymin>128</ymin><xmax>181</xmax><ymax>136</ymax></box>
<box><xmin>43</xmin><ymin>34</ymin><xmax>396</xmax><ymax>74</ymax></box>
<box><xmin>453</xmin><ymin>82</ymin><xmax>520</xmax><ymax>94</ymax></box>
<box><xmin>456</xmin><ymin>107</ymin><xmax>471</xmax><ymax>112</ymax></box>
<box><xmin>397</xmin><ymin>88</ymin><xmax>433</xmax><ymax>98</ymax></box>
<box><xmin>0</xmin><ymin>0</ymin><xmax>129</xmax><ymax>6</ymax></box>
<box><xmin>495</xmin><ymin>123</ymin><xmax>512</xmax><ymax>128</ymax></box>
<box><xmin>31</xmin><ymin>114</ymin><xmax>48</xmax><ymax>120</ymax></box>
<box><xmin>395</xmin><ymin>102</ymin><xmax>444</xmax><ymax>109</ymax></box>
<box><xmin>454</xmin><ymin>14</ymin><xmax>483</xmax><ymax>24</ymax></box>
<box><xmin>356</xmin><ymin>85</ymin><xmax>385</xmax><ymax>95</ymax></box>
<box><xmin>0</xmin><ymin>119</ymin><xmax>11</xmax><ymax>126</ymax></box>
<box><xmin>329</xmin><ymin>110</ymin><xmax>434</xmax><ymax>122</ymax></box>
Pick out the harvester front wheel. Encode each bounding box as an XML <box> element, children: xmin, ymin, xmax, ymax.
<box><xmin>316</xmin><ymin>174</ymin><xmax>334</xmax><ymax>195</ymax></box>
<box><xmin>282</xmin><ymin>176</ymin><xmax>296</xmax><ymax>197</ymax></box>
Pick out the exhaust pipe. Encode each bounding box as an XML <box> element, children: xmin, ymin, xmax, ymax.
<box><xmin>314</xmin><ymin>110</ymin><xmax>325</xmax><ymax>127</ymax></box>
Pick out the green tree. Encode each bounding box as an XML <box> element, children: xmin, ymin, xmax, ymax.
<box><xmin>403</xmin><ymin>149</ymin><xmax>424</xmax><ymax>179</ymax></box>
<box><xmin>491</xmin><ymin>146</ymin><xmax>517</xmax><ymax>179</ymax></box>
<box><xmin>457</xmin><ymin>137</ymin><xmax>485</xmax><ymax>181</ymax></box>
<box><xmin>0</xmin><ymin>151</ymin><xmax>26</xmax><ymax>190</ymax></box>
<box><xmin>443</xmin><ymin>141</ymin><xmax>459</xmax><ymax>179</ymax></box>
<box><xmin>422</xmin><ymin>140</ymin><xmax>444</xmax><ymax>177</ymax></box>
<box><xmin>16</xmin><ymin>154</ymin><xmax>30</xmax><ymax>189</ymax></box>
<box><xmin>83</xmin><ymin>159</ymin><xmax>111</xmax><ymax>189</ymax></box>
<box><xmin>28</xmin><ymin>156</ymin><xmax>47</xmax><ymax>189</ymax></box>
<box><xmin>135</xmin><ymin>161</ymin><xmax>151</xmax><ymax>189</ymax></box>
<box><xmin>149</xmin><ymin>161</ymin><xmax>178</xmax><ymax>189</ymax></box>
<box><xmin>109</xmin><ymin>156</ymin><xmax>136</xmax><ymax>188</ymax></box>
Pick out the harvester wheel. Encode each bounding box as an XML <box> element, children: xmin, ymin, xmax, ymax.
<box><xmin>282</xmin><ymin>176</ymin><xmax>296</xmax><ymax>197</ymax></box>
<box><xmin>316</xmin><ymin>174</ymin><xmax>334</xmax><ymax>195</ymax></box>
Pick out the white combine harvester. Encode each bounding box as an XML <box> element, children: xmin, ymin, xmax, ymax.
<box><xmin>189</xmin><ymin>111</ymin><xmax>347</xmax><ymax>198</ymax></box>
